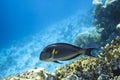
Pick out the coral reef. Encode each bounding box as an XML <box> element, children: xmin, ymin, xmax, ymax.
<box><xmin>116</xmin><ymin>23</ymin><xmax>120</xmax><ymax>33</ymax></box>
<box><xmin>93</xmin><ymin>0</ymin><xmax>120</xmax><ymax>46</ymax></box>
<box><xmin>73</xmin><ymin>27</ymin><xmax>102</xmax><ymax>48</ymax></box>
<box><xmin>92</xmin><ymin>0</ymin><xmax>103</xmax><ymax>6</ymax></box>
<box><xmin>93</xmin><ymin>0</ymin><xmax>117</xmax><ymax>6</ymax></box>
<box><xmin>74</xmin><ymin>0</ymin><xmax>120</xmax><ymax>48</ymax></box>
<box><xmin>3</xmin><ymin>36</ymin><xmax>120</xmax><ymax>80</ymax></box>
<box><xmin>3</xmin><ymin>68</ymin><xmax>58</xmax><ymax>80</ymax></box>
<box><xmin>55</xmin><ymin>36</ymin><xmax>120</xmax><ymax>80</ymax></box>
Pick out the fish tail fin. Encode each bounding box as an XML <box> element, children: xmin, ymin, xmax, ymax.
<box><xmin>84</xmin><ymin>48</ymin><xmax>96</xmax><ymax>57</ymax></box>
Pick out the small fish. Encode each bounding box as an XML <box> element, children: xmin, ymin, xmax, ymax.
<box><xmin>39</xmin><ymin>43</ymin><xmax>102</xmax><ymax>63</ymax></box>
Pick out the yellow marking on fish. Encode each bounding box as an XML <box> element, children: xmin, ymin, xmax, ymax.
<box><xmin>52</xmin><ymin>48</ymin><xmax>56</xmax><ymax>55</ymax></box>
<box><xmin>52</xmin><ymin>48</ymin><xmax>58</xmax><ymax>55</ymax></box>
<box><xmin>55</xmin><ymin>50</ymin><xmax>58</xmax><ymax>54</ymax></box>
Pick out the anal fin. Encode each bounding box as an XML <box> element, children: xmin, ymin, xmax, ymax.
<box><xmin>53</xmin><ymin>61</ymin><xmax>62</xmax><ymax>64</ymax></box>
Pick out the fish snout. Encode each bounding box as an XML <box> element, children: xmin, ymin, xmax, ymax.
<box><xmin>39</xmin><ymin>51</ymin><xmax>44</xmax><ymax>60</ymax></box>
<box><xmin>40</xmin><ymin>51</ymin><xmax>52</xmax><ymax>61</ymax></box>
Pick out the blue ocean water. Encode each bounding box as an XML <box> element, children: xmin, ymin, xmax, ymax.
<box><xmin>0</xmin><ymin>0</ymin><xmax>93</xmax><ymax>78</ymax></box>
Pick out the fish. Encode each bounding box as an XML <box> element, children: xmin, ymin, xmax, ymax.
<box><xmin>39</xmin><ymin>43</ymin><xmax>103</xmax><ymax>63</ymax></box>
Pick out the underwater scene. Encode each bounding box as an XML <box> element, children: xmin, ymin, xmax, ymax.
<box><xmin>1</xmin><ymin>0</ymin><xmax>120</xmax><ymax>80</ymax></box>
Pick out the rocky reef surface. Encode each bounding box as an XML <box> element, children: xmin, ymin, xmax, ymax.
<box><xmin>2</xmin><ymin>36</ymin><xmax>120</xmax><ymax>80</ymax></box>
<box><xmin>2</xmin><ymin>68</ymin><xmax>58</xmax><ymax>80</ymax></box>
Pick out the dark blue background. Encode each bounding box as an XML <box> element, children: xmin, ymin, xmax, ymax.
<box><xmin>0</xmin><ymin>0</ymin><xmax>92</xmax><ymax>48</ymax></box>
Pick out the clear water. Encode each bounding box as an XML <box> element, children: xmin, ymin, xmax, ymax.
<box><xmin>0</xmin><ymin>0</ymin><xmax>94</xmax><ymax>78</ymax></box>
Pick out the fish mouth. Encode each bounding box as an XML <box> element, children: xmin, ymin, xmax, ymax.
<box><xmin>39</xmin><ymin>51</ymin><xmax>52</xmax><ymax>61</ymax></box>
<box><xmin>39</xmin><ymin>52</ymin><xmax>44</xmax><ymax>60</ymax></box>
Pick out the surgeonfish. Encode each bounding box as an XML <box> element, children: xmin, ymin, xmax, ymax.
<box><xmin>40</xmin><ymin>43</ymin><xmax>102</xmax><ymax>63</ymax></box>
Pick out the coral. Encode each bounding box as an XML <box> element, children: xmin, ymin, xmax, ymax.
<box><xmin>92</xmin><ymin>0</ymin><xmax>103</xmax><ymax>6</ymax></box>
<box><xmin>110</xmin><ymin>75</ymin><xmax>120</xmax><ymax>80</ymax></box>
<box><xmin>73</xmin><ymin>28</ymin><xmax>101</xmax><ymax>48</ymax></box>
<box><xmin>93</xmin><ymin>0</ymin><xmax>120</xmax><ymax>46</ymax></box>
<box><xmin>116</xmin><ymin>23</ymin><xmax>120</xmax><ymax>33</ymax></box>
<box><xmin>2</xmin><ymin>36</ymin><xmax>120</xmax><ymax>80</ymax></box>
<box><xmin>105</xmin><ymin>0</ymin><xmax>117</xmax><ymax>6</ymax></box>
<box><xmin>55</xmin><ymin>36</ymin><xmax>120</xmax><ymax>80</ymax></box>
<box><xmin>3</xmin><ymin>68</ymin><xmax>58</xmax><ymax>80</ymax></box>
<box><xmin>93</xmin><ymin>0</ymin><xmax>117</xmax><ymax>6</ymax></box>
